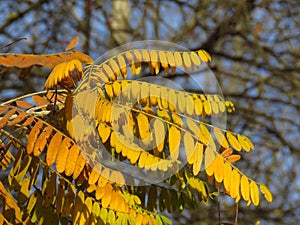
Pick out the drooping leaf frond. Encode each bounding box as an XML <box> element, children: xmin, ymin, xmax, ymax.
<box><xmin>0</xmin><ymin>39</ymin><xmax>273</xmax><ymax>224</ymax></box>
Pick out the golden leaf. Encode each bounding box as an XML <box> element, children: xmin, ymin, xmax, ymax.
<box><xmin>65</xmin><ymin>36</ymin><xmax>79</xmax><ymax>51</ymax></box>
<box><xmin>223</xmin><ymin>162</ymin><xmax>232</xmax><ymax>191</ymax></box>
<box><xmin>230</xmin><ymin>169</ymin><xmax>240</xmax><ymax>199</ymax></box>
<box><xmin>166</xmin><ymin>51</ymin><xmax>176</xmax><ymax>74</ymax></box>
<box><xmin>116</xmin><ymin>54</ymin><xmax>127</xmax><ymax>78</ymax></box>
<box><xmin>213</xmin><ymin>127</ymin><xmax>230</xmax><ymax>149</ymax></box>
<box><xmin>26</xmin><ymin>120</ymin><xmax>43</xmax><ymax>154</ymax></box>
<box><xmin>72</xmin><ymin>153</ymin><xmax>86</xmax><ymax>180</ymax></box>
<box><xmin>226</xmin><ymin>132</ymin><xmax>242</xmax><ymax>151</ymax></box>
<box><xmin>34</xmin><ymin>125</ymin><xmax>53</xmax><ymax>157</ymax></box>
<box><xmin>192</xmin><ymin>142</ymin><xmax>203</xmax><ymax>176</ymax></box>
<box><xmin>109</xmin><ymin>58</ymin><xmax>121</xmax><ymax>77</ymax></box>
<box><xmin>153</xmin><ymin>119</ymin><xmax>165</xmax><ymax>152</ymax></box>
<box><xmin>64</xmin><ymin>144</ymin><xmax>80</xmax><ymax>176</ymax></box>
<box><xmin>250</xmin><ymin>181</ymin><xmax>260</xmax><ymax>206</ymax></box>
<box><xmin>54</xmin><ymin>136</ymin><xmax>71</xmax><ymax>171</ymax></box>
<box><xmin>102</xmin><ymin>183</ymin><xmax>113</xmax><ymax>208</ymax></box>
<box><xmin>190</xmin><ymin>52</ymin><xmax>201</xmax><ymax>67</ymax></box>
<box><xmin>194</xmin><ymin>96</ymin><xmax>203</xmax><ymax>116</ymax></box>
<box><xmin>137</xmin><ymin>113</ymin><xmax>151</xmax><ymax>141</ymax></box>
<box><xmin>214</xmin><ymin>154</ymin><xmax>224</xmax><ymax>183</ymax></box>
<box><xmin>238</xmin><ymin>134</ymin><xmax>254</xmax><ymax>151</ymax></box>
<box><xmin>260</xmin><ymin>184</ymin><xmax>273</xmax><ymax>202</ymax></box>
<box><xmin>182</xmin><ymin>52</ymin><xmax>192</xmax><ymax>71</ymax></box>
<box><xmin>158</xmin><ymin>51</ymin><xmax>168</xmax><ymax>74</ymax></box>
<box><xmin>168</xmin><ymin>126</ymin><xmax>181</xmax><ymax>160</ymax></box>
<box><xmin>198</xmin><ymin>50</ymin><xmax>211</xmax><ymax>62</ymax></box>
<box><xmin>174</xmin><ymin>52</ymin><xmax>183</xmax><ymax>67</ymax></box>
<box><xmin>7</xmin><ymin>111</ymin><xmax>27</xmax><ymax>126</ymax></box>
<box><xmin>241</xmin><ymin>175</ymin><xmax>250</xmax><ymax>201</ymax></box>
<box><xmin>184</xmin><ymin>132</ymin><xmax>195</xmax><ymax>163</ymax></box>
<box><xmin>98</xmin><ymin>123</ymin><xmax>111</xmax><ymax>143</ymax></box>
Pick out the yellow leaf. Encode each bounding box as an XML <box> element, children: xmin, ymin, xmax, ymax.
<box><xmin>138</xmin><ymin>151</ymin><xmax>148</xmax><ymax>168</ymax></box>
<box><xmin>109</xmin><ymin>58</ymin><xmax>121</xmax><ymax>77</ymax></box>
<box><xmin>99</xmin><ymin>168</ymin><xmax>110</xmax><ymax>187</ymax></box>
<box><xmin>166</xmin><ymin>51</ymin><xmax>176</xmax><ymax>74</ymax></box>
<box><xmin>223</xmin><ymin>162</ymin><xmax>232</xmax><ymax>191</ymax></box>
<box><xmin>102</xmin><ymin>183</ymin><xmax>113</xmax><ymax>208</ymax></box>
<box><xmin>171</xmin><ymin>113</ymin><xmax>183</xmax><ymax>127</ymax></box>
<box><xmin>184</xmin><ymin>132</ymin><xmax>195</xmax><ymax>163</ymax></box>
<box><xmin>158</xmin><ymin>51</ymin><xmax>168</xmax><ymax>74</ymax></box>
<box><xmin>199</xmin><ymin>124</ymin><xmax>209</xmax><ymax>145</ymax></box>
<box><xmin>214</xmin><ymin>154</ymin><xmax>224</xmax><ymax>183</ymax></box>
<box><xmin>157</xmin><ymin>109</ymin><xmax>171</xmax><ymax>121</ymax></box>
<box><xmin>203</xmin><ymin>99</ymin><xmax>211</xmax><ymax>115</ymax></box>
<box><xmin>238</xmin><ymin>134</ymin><xmax>254</xmax><ymax>152</ymax></box>
<box><xmin>141</xmin><ymin>50</ymin><xmax>150</xmax><ymax>62</ymax></box>
<box><xmin>168</xmin><ymin>126</ymin><xmax>181</xmax><ymax>160</ymax></box>
<box><xmin>186</xmin><ymin>95</ymin><xmax>195</xmax><ymax>116</ymax></box>
<box><xmin>117</xmin><ymin>54</ymin><xmax>127</xmax><ymax>78</ymax></box>
<box><xmin>250</xmin><ymin>181</ymin><xmax>260</xmax><ymax>206</ymax></box>
<box><xmin>194</xmin><ymin>96</ymin><xmax>203</xmax><ymax>116</ymax></box>
<box><xmin>182</xmin><ymin>52</ymin><xmax>192</xmax><ymax>71</ymax></box>
<box><xmin>230</xmin><ymin>169</ymin><xmax>240</xmax><ymax>199</ymax></box>
<box><xmin>260</xmin><ymin>184</ymin><xmax>273</xmax><ymax>202</ymax></box>
<box><xmin>205</xmin><ymin>146</ymin><xmax>216</xmax><ymax>176</ymax></box>
<box><xmin>190</xmin><ymin>52</ymin><xmax>201</xmax><ymax>67</ymax></box>
<box><xmin>177</xmin><ymin>91</ymin><xmax>186</xmax><ymax>114</ymax></box>
<box><xmin>241</xmin><ymin>175</ymin><xmax>250</xmax><ymax>201</ymax></box>
<box><xmin>187</xmin><ymin>118</ymin><xmax>201</xmax><ymax>139</ymax></box>
<box><xmin>213</xmin><ymin>127</ymin><xmax>229</xmax><ymax>149</ymax></box>
<box><xmin>98</xmin><ymin>123</ymin><xmax>111</xmax><ymax>143</ymax></box>
<box><xmin>105</xmin><ymin>83</ymin><xmax>114</xmax><ymax>99</ymax></box>
<box><xmin>160</xmin><ymin>87</ymin><xmax>168</xmax><ymax>109</ymax></box>
<box><xmin>133</xmin><ymin>50</ymin><xmax>142</xmax><ymax>73</ymax></box>
<box><xmin>174</xmin><ymin>52</ymin><xmax>183</xmax><ymax>67</ymax></box>
<box><xmin>88</xmin><ymin>163</ymin><xmax>102</xmax><ymax>185</ymax></box>
<box><xmin>226</xmin><ymin>132</ymin><xmax>242</xmax><ymax>151</ymax></box>
<box><xmin>153</xmin><ymin>119</ymin><xmax>165</xmax><ymax>152</ymax></box>
<box><xmin>198</xmin><ymin>50</ymin><xmax>211</xmax><ymax>62</ymax></box>
<box><xmin>192</xmin><ymin>142</ymin><xmax>203</xmax><ymax>175</ymax></box>
<box><xmin>103</xmin><ymin>63</ymin><xmax>116</xmax><ymax>81</ymax></box>
<box><xmin>137</xmin><ymin>113</ymin><xmax>151</xmax><ymax>141</ymax></box>
<box><xmin>149</xmin><ymin>50</ymin><xmax>158</xmax><ymax>72</ymax></box>
<box><xmin>167</xmin><ymin>89</ymin><xmax>176</xmax><ymax>112</ymax></box>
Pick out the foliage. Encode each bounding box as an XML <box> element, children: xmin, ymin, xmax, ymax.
<box><xmin>0</xmin><ymin>37</ymin><xmax>272</xmax><ymax>224</ymax></box>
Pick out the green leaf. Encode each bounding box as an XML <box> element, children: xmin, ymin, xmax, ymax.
<box><xmin>160</xmin><ymin>215</ymin><xmax>172</xmax><ymax>225</ymax></box>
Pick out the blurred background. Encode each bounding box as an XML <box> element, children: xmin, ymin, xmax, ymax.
<box><xmin>0</xmin><ymin>0</ymin><xmax>299</xmax><ymax>224</ymax></box>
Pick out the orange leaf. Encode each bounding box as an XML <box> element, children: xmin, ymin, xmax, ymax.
<box><xmin>47</xmin><ymin>132</ymin><xmax>64</xmax><ymax>170</ymax></box>
<box><xmin>226</xmin><ymin>154</ymin><xmax>241</xmax><ymax>163</ymax></box>
<box><xmin>65</xmin><ymin>36</ymin><xmax>80</xmax><ymax>51</ymax></box>
<box><xmin>32</xmin><ymin>95</ymin><xmax>49</xmax><ymax>106</ymax></box>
